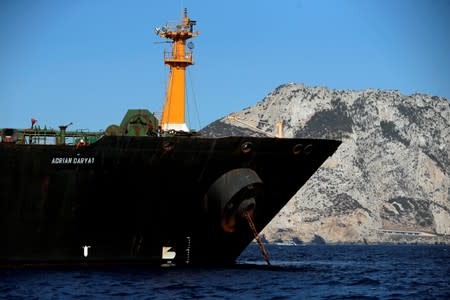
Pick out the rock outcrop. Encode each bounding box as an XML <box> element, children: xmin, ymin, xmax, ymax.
<box><xmin>201</xmin><ymin>83</ymin><xmax>450</xmax><ymax>244</ymax></box>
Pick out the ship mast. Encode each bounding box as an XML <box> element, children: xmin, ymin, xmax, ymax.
<box><xmin>157</xmin><ymin>8</ymin><xmax>199</xmax><ymax>132</ymax></box>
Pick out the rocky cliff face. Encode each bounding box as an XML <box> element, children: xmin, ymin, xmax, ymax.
<box><xmin>201</xmin><ymin>83</ymin><xmax>450</xmax><ymax>244</ymax></box>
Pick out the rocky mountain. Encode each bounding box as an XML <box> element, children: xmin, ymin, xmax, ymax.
<box><xmin>201</xmin><ymin>83</ymin><xmax>450</xmax><ymax>244</ymax></box>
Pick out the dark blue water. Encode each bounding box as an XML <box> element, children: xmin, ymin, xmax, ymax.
<box><xmin>1</xmin><ymin>245</ymin><xmax>449</xmax><ymax>299</ymax></box>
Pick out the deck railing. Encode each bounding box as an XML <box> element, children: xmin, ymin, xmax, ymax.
<box><xmin>164</xmin><ymin>50</ymin><xmax>193</xmax><ymax>64</ymax></box>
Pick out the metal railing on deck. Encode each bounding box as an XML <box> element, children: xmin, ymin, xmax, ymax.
<box><xmin>164</xmin><ymin>50</ymin><xmax>193</xmax><ymax>64</ymax></box>
<box><xmin>4</xmin><ymin>128</ymin><xmax>104</xmax><ymax>145</ymax></box>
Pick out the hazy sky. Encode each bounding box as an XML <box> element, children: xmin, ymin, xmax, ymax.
<box><xmin>1</xmin><ymin>0</ymin><xmax>449</xmax><ymax>131</ymax></box>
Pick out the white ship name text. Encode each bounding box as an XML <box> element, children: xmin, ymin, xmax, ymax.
<box><xmin>51</xmin><ymin>157</ymin><xmax>95</xmax><ymax>164</ymax></box>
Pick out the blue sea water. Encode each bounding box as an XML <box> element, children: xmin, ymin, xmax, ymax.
<box><xmin>1</xmin><ymin>244</ymin><xmax>449</xmax><ymax>299</ymax></box>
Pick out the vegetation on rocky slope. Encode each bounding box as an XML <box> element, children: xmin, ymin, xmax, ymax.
<box><xmin>201</xmin><ymin>83</ymin><xmax>450</xmax><ymax>244</ymax></box>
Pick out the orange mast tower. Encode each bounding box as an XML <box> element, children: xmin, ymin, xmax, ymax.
<box><xmin>156</xmin><ymin>9</ymin><xmax>199</xmax><ymax>132</ymax></box>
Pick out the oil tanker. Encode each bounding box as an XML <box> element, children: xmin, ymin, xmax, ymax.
<box><xmin>0</xmin><ymin>10</ymin><xmax>340</xmax><ymax>267</ymax></box>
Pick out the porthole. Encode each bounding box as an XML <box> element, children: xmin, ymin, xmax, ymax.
<box><xmin>241</xmin><ymin>141</ymin><xmax>253</xmax><ymax>154</ymax></box>
<box><xmin>292</xmin><ymin>144</ymin><xmax>303</xmax><ymax>155</ymax></box>
<box><xmin>304</xmin><ymin>144</ymin><xmax>313</xmax><ymax>155</ymax></box>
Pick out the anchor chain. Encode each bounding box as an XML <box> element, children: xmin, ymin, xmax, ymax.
<box><xmin>243</xmin><ymin>211</ymin><xmax>271</xmax><ymax>265</ymax></box>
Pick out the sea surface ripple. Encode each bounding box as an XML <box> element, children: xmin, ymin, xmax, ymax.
<box><xmin>1</xmin><ymin>245</ymin><xmax>449</xmax><ymax>299</ymax></box>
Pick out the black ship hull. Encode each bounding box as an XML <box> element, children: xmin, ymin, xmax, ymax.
<box><xmin>0</xmin><ymin>136</ymin><xmax>340</xmax><ymax>267</ymax></box>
